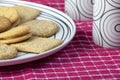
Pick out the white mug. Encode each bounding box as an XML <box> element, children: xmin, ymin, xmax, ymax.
<box><xmin>65</xmin><ymin>0</ymin><xmax>93</xmax><ymax>20</ymax></box>
<box><xmin>93</xmin><ymin>0</ymin><xmax>120</xmax><ymax>48</ymax></box>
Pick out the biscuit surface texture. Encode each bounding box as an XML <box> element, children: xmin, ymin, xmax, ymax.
<box><xmin>0</xmin><ymin>7</ymin><xmax>19</xmax><ymax>23</ymax></box>
<box><xmin>12</xmin><ymin>18</ymin><xmax>21</xmax><ymax>27</ymax></box>
<box><xmin>0</xmin><ymin>43</ymin><xmax>17</xmax><ymax>60</ymax></box>
<box><xmin>22</xmin><ymin>20</ymin><xmax>59</xmax><ymax>37</ymax></box>
<box><xmin>11</xmin><ymin>37</ymin><xmax>63</xmax><ymax>53</ymax></box>
<box><xmin>0</xmin><ymin>16</ymin><xmax>12</xmax><ymax>32</ymax></box>
<box><xmin>0</xmin><ymin>25</ymin><xmax>30</xmax><ymax>39</ymax></box>
<box><xmin>14</xmin><ymin>5</ymin><xmax>40</xmax><ymax>23</ymax></box>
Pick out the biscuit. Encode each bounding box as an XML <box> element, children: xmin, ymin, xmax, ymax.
<box><xmin>0</xmin><ymin>16</ymin><xmax>12</xmax><ymax>32</ymax></box>
<box><xmin>0</xmin><ymin>33</ymin><xmax>32</xmax><ymax>44</ymax></box>
<box><xmin>11</xmin><ymin>37</ymin><xmax>63</xmax><ymax>53</ymax></box>
<box><xmin>14</xmin><ymin>5</ymin><xmax>40</xmax><ymax>23</ymax></box>
<box><xmin>21</xmin><ymin>20</ymin><xmax>59</xmax><ymax>37</ymax></box>
<box><xmin>0</xmin><ymin>25</ymin><xmax>30</xmax><ymax>39</ymax></box>
<box><xmin>12</xmin><ymin>18</ymin><xmax>21</xmax><ymax>27</ymax></box>
<box><xmin>0</xmin><ymin>43</ymin><xmax>17</xmax><ymax>60</ymax></box>
<box><xmin>0</xmin><ymin>6</ymin><xmax>19</xmax><ymax>23</ymax></box>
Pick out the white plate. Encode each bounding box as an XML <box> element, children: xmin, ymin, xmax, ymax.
<box><xmin>0</xmin><ymin>0</ymin><xmax>76</xmax><ymax>66</ymax></box>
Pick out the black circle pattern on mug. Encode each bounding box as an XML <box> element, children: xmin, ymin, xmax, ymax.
<box><xmin>107</xmin><ymin>0</ymin><xmax>120</xmax><ymax>8</ymax></box>
<box><xmin>65</xmin><ymin>0</ymin><xmax>93</xmax><ymax>20</ymax></box>
<box><xmin>77</xmin><ymin>0</ymin><xmax>93</xmax><ymax>19</ymax></box>
<box><xmin>93</xmin><ymin>0</ymin><xmax>120</xmax><ymax>48</ymax></box>
<box><xmin>65</xmin><ymin>0</ymin><xmax>80</xmax><ymax>20</ymax></box>
<box><xmin>93</xmin><ymin>0</ymin><xmax>105</xmax><ymax>21</ymax></box>
<box><xmin>100</xmin><ymin>9</ymin><xmax>120</xmax><ymax>47</ymax></box>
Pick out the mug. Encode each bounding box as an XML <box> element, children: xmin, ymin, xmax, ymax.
<box><xmin>93</xmin><ymin>0</ymin><xmax>120</xmax><ymax>48</ymax></box>
<box><xmin>65</xmin><ymin>0</ymin><xmax>93</xmax><ymax>20</ymax></box>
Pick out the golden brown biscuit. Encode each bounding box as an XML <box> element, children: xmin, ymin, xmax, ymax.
<box><xmin>14</xmin><ymin>5</ymin><xmax>40</xmax><ymax>23</ymax></box>
<box><xmin>0</xmin><ymin>33</ymin><xmax>32</xmax><ymax>44</ymax></box>
<box><xmin>0</xmin><ymin>6</ymin><xmax>19</xmax><ymax>23</ymax></box>
<box><xmin>21</xmin><ymin>20</ymin><xmax>59</xmax><ymax>37</ymax></box>
<box><xmin>0</xmin><ymin>25</ymin><xmax>30</xmax><ymax>39</ymax></box>
<box><xmin>11</xmin><ymin>37</ymin><xmax>63</xmax><ymax>53</ymax></box>
<box><xmin>0</xmin><ymin>16</ymin><xmax>12</xmax><ymax>32</ymax></box>
<box><xmin>0</xmin><ymin>43</ymin><xmax>17</xmax><ymax>60</ymax></box>
<box><xmin>12</xmin><ymin>18</ymin><xmax>21</xmax><ymax>27</ymax></box>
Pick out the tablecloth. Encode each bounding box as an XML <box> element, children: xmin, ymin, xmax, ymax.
<box><xmin>0</xmin><ymin>0</ymin><xmax>120</xmax><ymax>80</ymax></box>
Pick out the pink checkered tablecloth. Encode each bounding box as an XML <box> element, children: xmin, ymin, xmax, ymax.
<box><xmin>0</xmin><ymin>0</ymin><xmax>120</xmax><ymax>80</ymax></box>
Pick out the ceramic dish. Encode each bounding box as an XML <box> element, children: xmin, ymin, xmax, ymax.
<box><xmin>0</xmin><ymin>0</ymin><xmax>76</xmax><ymax>66</ymax></box>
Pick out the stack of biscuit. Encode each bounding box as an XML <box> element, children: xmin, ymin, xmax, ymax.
<box><xmin>0</xmin><ymin>5</ymin><xmax>40</xmax><ymax>44</ymax></box>
<box><xmin>0</xmin><ymin>26</ymin><xmax>32</xmax><ymax>44</ymax></box>
<box><xmin>0</xmin><ymin>5</ymin><xmax>63</xmax><ymax>60</ymax></box>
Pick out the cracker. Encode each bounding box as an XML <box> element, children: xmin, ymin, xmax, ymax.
<box><xmin>0</xmin><ymin>25</ymin><xmax>30</xmax><ymax>39</ymax></box>
<box><xmin>0</xmin><ymin>6</ymin><xmax>19</xmax><ymax>23</ymax></box>
<box><xmin>0</xmin><ymin>33</ymin><xmax>32</xmax><ymax>44</ymax></box>
<box><xmin>14</xmin><ymin>5</ymin><xmax>40</xmax><ymax>23</ymax></box>
<box><xmin>21</xmin><ymin>20</ymin><xmax>59</xmax><ymax>37</ymax></box>
<box><xmin>0</xmin><ymin>43</ymin><xmax>17</xmax><ymax>60</ymax></box>
<box><xmin>0</xmin><ymin>16</ymin><xmax>12</xmax><ymax>32</ymax></box>
<box><xmin>11</xmin><ymin>37</ymin><xmax>63</xmax><ymax>53</ymax></box>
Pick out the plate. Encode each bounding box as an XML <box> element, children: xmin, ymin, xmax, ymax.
<box><xmin>0</xmin><ymin>0</ymin><xmax>76</xmax><ymax>66</ymax></box>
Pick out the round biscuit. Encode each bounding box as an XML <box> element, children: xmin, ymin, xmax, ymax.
<box><xmin>0</xmin><ymin>25</ymin><xmax>30</xmax><ymax>39</ymax></box>
<box><xmin>0</xmin><ymin>33</ymin><xmax>32</xmax><ymax>44</ymax></box>
<box><xmin>0</xmin><ymin>43</ymin><xmax>17</xmax><ymax>60</ymax></box>
<box><xmin>14</xmin><ymin>5</ymin><xmax>40</xmax><ymax>23</ymax></box>
<box><xmin>21</xmin><ymin>20</ymin><xmax>59</xmax><ymax>37</ymax></box>
<box><xmin>0</xmin><ymin>7</ymin><xmax>19</xmax><ymax>23</ymax></box>
<box><xmin>0</xmin><ymin>16</ymin><xmax>12</xmax><ymax>32</ymax></box>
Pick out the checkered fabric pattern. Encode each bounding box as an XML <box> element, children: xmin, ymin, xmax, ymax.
<box><xmin>0</xmin><ymin>0</ymin><xmax>120</xmax><ymax>80</ymax></box>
